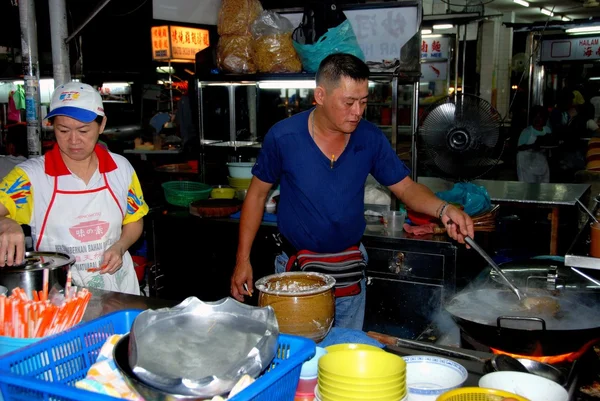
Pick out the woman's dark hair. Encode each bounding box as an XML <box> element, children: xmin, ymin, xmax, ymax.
<box><xmin>48</xmin><ymin>115</ymin><xmax>104</xmax><ymax>126</ymax></box>
<box><xmin>316</xmin><ymin>53</ymin><xmax>370</xmax><ymax>88</ymax></box>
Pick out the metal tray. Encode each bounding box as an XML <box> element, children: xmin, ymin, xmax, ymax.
<box><xmin>128</xmin><ymin>297</ymin><xmax>279</xmax><ymax>398</ymax></box>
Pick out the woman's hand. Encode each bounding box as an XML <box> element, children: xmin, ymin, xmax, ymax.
<box><xmin>100</xmin><ymin>243</ymin><xmax>125</xmax><ymax>275</ymax></box>
<box><xmin>0</xmin><ymin>217</ymin><xmax>25</xmax><ymax>267</ymax></box>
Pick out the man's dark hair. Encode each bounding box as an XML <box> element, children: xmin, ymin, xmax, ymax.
<box><xmin>316</xmin><ymin>53</ymin><xmax>369</xmax><ymax>89</ymax></box>
<box><xmin>6</xmin><ymin>124</ymin><xmax>28</xmax><ymax>156</ymax></box>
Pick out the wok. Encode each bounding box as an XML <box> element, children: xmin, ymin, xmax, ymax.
<box><xmin>446</xmin><ymin>288</ymin><xmax>600</xmax><ymax>356</ymax></box>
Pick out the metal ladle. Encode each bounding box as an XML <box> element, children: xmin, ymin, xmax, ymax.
<box><xmin>464</xmin><ymin>236</ymin><xmax>525</xmax><ymax>301</ymax></box>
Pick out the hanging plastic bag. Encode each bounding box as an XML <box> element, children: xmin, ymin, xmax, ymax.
<box><xmin>217</xmin><ymin>35</ymin><xmax>256</xmax><ymax>74</ymax></box>
<box><xmin>251</xmin><ymin>11</ymin><xmax>302</xmax><ymax>73</ymax></box>
<box><xmin>292</xmin><ymin>20</ymin><xmax>365</xmax><ymax>73</ymax></box>
<box><xmin>435</xmin><ymin>182</ymin><xmax>491</xmax><ymax>216</ymax></box>
<box><xmin>217</xmin><ymin>0</ymin><xmax>263</xmax><ymax>36</ymax></box>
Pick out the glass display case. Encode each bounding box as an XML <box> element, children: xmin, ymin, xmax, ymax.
<box><xmin>196</xmin><ymin>74</ymin><xmax>418</xmax><ymax>184</ymax></box>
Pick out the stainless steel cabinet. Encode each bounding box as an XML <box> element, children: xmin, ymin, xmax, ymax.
<box><xmin>196</xmin><ymin>74</ymin><xmax>419</xmax><ymax>183</ymax></box>
<box><xmin>362</xmin><ymin>233</ymin><xmax>458</xmax><ymax>340</ymax></box>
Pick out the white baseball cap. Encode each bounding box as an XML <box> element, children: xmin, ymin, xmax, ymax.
<box><xmin>46</xmin><ymin>82</ymin><xmax>105</xmax><ymax>123</ymax></box>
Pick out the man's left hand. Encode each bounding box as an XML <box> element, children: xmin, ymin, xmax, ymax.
<box><xmin>101</xmin><ymin>243</ymin><xmax>125</xmax><ymax>275</ymax></box>
<box><xmin>441</xmin><ymin>205</ymin><xmax>474</xmax><ymax>245</ymax></box>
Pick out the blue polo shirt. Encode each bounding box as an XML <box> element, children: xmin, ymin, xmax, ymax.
<box><xmin>252</xmin><ymin>109</ymin><xmax>410</xmax><ymax>253</ymax></box>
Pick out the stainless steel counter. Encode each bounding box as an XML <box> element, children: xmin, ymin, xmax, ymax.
<box><xmin>82</xmin><ymin>287</ymin><xmax>176</xmax><ymax>322</ymax></box>
<box><xmin>419</xmin><ymin>177</ymin><xmax>590</xmax><ymax>206</ymax></box>
<box><xmin>418</xmin><ymin>177</ymin><xmax>590</xmax><ymax>255</ymax></box>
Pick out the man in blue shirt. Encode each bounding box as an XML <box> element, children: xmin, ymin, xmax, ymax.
<box><xmin>231</xmin><ymin>53</ymin><xmax>473</xmax><ymax>329</ymax></box>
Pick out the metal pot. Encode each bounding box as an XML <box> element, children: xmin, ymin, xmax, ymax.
<box><xmin>446</xmin><ymin>288</ymin><xmax>600</xmax><ymax>356</ymax></box>
<box><xmin>0</xmin><ymin>252</ymin><xmax>75</xmax><ymax>297</ymax></box>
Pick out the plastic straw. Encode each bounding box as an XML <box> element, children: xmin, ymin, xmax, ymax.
<box><xmin>0</xmin><ymin>286</ymin><xmax>92</xmax><ymax>338</ymax></box>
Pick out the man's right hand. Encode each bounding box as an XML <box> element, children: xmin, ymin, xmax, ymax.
<box><xmin>231</xmin><ymin>260</ymin><xmax>253</xmax><ymax>302</ymax></box>
<box><xmin>0</xmin><ymin>217</ymin><xmax>25</xmax><ymax>267</ymax></box>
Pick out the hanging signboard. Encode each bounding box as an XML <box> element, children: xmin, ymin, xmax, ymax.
<box><xmin>151</xmin><ymin>25</ymin><xmax>210</xmax><ymax>62</ymax></box>
<box><xmin>421</xmin><ymin>36</ymin><xmax>450</xmax><ymax>60</ymax></box>
<box><xmin>541</xmin><ymin>37</ymin><xmax>600</xmax><ymax>62</ymax></box>
<box><xmin>282</xmin><ymin>5</ymin><xmax>420</xmax><ymax>63</ymax></box>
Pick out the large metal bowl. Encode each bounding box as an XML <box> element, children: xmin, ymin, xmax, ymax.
<box><xmin>114</xmin><ymin>334</ymin><xmax>201</xmax><ymax>401</ymax></box>
<box><xmin>128</xmin><ymin>297</ymin><xmax>279</xmax><ymax>398</ymax></box>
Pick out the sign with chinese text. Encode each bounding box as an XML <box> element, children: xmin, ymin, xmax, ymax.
<box><xmin>541</xmin><ymin>37</ymin><xmax>600</xmax><ymax>62</ymax></box>
<box><xmin>421</xmin><ymin>37</ymin><xmax>450</xmax><ymax>60</ymax></box>
<box><xmin>344</xmin><ymin>7</ymin><xmax>419</xmax><ymax>62</ymax></box>
<box><xmin>282</xmin><ymin>6</ymin><xmax>419</xmax><ymax>63</ymax></box>
<box><xmin>151</xmin><ymin>25</ymin><xmax>210</xmax><ymax>62</ymax></box>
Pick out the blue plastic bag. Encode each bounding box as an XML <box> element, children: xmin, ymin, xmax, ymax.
<box><xmin>435</xmin><ymin>183</ymin><xmax>491</xmax><ymax>216</ymax></box>
<box><xmin>293</xmin><ymin>20</ymin><xmax>365</xmax><ymax>73</ymax></box>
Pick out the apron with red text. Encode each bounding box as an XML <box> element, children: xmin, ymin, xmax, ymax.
<box><xmin>35</xmin><ymin>174</ymin><xmax>139</xmax><ymax>295</ymax></box>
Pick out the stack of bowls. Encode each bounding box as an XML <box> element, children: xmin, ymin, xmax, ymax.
<box><xmin>228</xmin><ymin>176</ymin><xmax>252</xmax><ymax>190</ymax></box>
<box><xmin>316</xmin><ymin>349</ymin><xmax>407</xmax><ymax>401</ymax></box>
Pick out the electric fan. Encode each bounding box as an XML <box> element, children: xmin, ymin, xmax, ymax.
<box><xmin>417</xmin><ymin>94</ymin><xmax>503</xmax><ymax>181</ymax></box>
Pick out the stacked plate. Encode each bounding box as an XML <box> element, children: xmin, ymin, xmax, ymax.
<box><xmin>316</xmin><ymin>349</ymin><xmax>407</xmax><ymax>401</ymax></box>
<box><xmin>228</xmin><ymin>176</ymin><xmax>252</xmax><ymax>190</ymax></box>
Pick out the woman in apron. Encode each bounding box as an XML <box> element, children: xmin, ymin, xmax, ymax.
<box><xmin>0</xmin><ymin>83</ymin><xmax>149</xmax><ymax>295</ymax></box>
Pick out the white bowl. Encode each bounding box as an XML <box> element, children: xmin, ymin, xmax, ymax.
<box><xmin>227</xmin><ymin>162</ymin><xmax>254</xmax><ymax>179</ymax></box>
<box><xmin>402</xmin><ymin>355</ymin><xmax>468</xmax><ymax>401</ymax></box>
<box><xmin>479</xmin><ymin>371</ymin><xmax>568</xmax><ymax>401</ymax></box>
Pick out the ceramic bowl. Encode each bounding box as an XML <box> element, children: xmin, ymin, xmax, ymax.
<box><xmin>226</xmin><ymin>162</ymin><xmax>254</xmax><ymax>179</ymax></box>
<box><xmin>256</xmin><ymin>272</ymin><xmax>335</xmax><ymax>343</ymax></box>
<box><xmin>211</xmin><ymin>186</ymin><xmax>236</xmax><ymax>199</ymax></box>
<box><xmin>402</xmin><ymin>355</ymin><xmax>467</xmax><ymax>401</ymax></box>
<box><xmin>479</xmin><ymin>371</ymin><xmax>569</xmax><ymax>401</ymax></box>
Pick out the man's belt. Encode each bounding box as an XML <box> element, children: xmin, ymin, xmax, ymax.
<box><xmin>280</xmin><ymin>235</ymin><xmax>365</xmax><ymax>298</ymax></box>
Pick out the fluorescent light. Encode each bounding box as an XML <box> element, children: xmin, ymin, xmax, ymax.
<box><xmin>562</xmin><ymin>16</ymin><xmax>571</xmax><ymax>21</ymax></box>
<box><xmin>590</xmin><ymin>77</ymin><xmax>600</xmax><ymax>81</ymax></box>
<box><xmin>421</xmin><ymin>29</ymin><xmax>432</xmax><ymax>34</ymax></box>
<box><xmin>566</xmin><ymin>26</ymin><xmax>600</xmax><ymax>33</ymax></box>
<box><xmin>423</xmin><ymin>34</ymin><xmax>443</xmax><ymax>38</ymax></box>
<box><xmin>258</xmin><ymin>81</ymin><xmax>316</xmax><ymax>89</ymax></box>
<box><xmin>156</xmin><ymin>66</ymin><xmax>175</xmax><ymax>74</ymax></box>
<box><xmin>513</xmin><ymin>0</ymin><xmax>529</xmax><ymax>7</ymax></box>
<box><xmin>433</xmin><ymin>24</ymin><xmax>454</xmax><ymax>30</ymax></box>
<box><xmin>569</xmin><ymin>31</ymin><xmax>600</xmax><ymax>35</ymax></box>
<box><xmin>540</xmin><ymin>8</ymin><xmax>554</xmax><ymax>16</ymax></box>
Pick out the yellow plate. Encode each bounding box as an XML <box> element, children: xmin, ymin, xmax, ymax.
<box><xmin>319</xmin><ymin>384</ymin><xmax>406</xmax><ymax>401</ymax></box>
<box><xmin>325</xmin><ymin>343</ymin><xmax>385</xmax><ymax>353</ymax></box>
<box><xmin>318</xmin><ymin>350</ymin><xmax>406</xmax><ymax>379</ymax></box>
<box><xmin>319</xmin><ymin>371</ymin><xmax>405</xmax><ymax>388</ymax></box>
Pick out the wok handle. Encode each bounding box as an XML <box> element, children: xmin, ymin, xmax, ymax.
<box><xmin>366</xmin><ymin>331</ymin><xmax>484</xmax><ymax>363</ymax></box>
<box><xmin>497</xmin><ymin>315</ymin><xmax>547</xmax><ymax>331</ymax></box>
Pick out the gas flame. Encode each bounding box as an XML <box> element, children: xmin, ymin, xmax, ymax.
<box><xmin>491</xmin><ymin>339</ymin><xmax>598</xmax><ymax>364</ymax></box>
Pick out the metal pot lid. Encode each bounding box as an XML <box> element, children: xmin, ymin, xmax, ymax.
<box><xmin>487</xmin><ymin>258</ymin><xmax>599</xmax><ymax>291</ymax></box>
<box><xmin>2</xmin><ymin>251</ymin><xmax>75</xmax><ymax>272</ymax></box>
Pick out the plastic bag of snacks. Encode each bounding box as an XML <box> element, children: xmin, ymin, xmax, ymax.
<box><xmin>217</xmin><ymin>0</ymin><xmax>263</xmax><ymax>36</ymax></box>
<box><xmin>251</xmin><ymin>11</ymin><xmax>302</xmax><ymax>73</ymax></box>
<box><xmin>217</xmin><ymin>35</ymin><xmax>256</xmax><ymax>74</ymax></box>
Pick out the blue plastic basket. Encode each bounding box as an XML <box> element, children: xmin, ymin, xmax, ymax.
<box><xmin>0</xmin><ymin>309</ymin><xmax>316</xmax><ymax>401</ymax></box>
